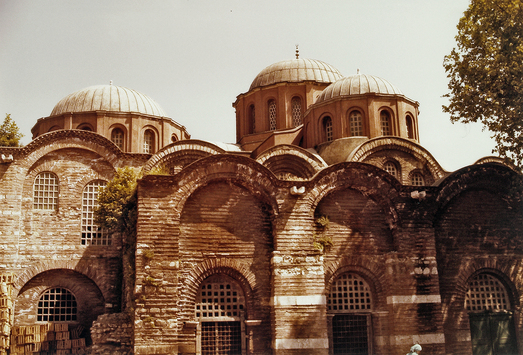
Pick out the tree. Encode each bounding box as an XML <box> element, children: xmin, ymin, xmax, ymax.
<box><xmin>443</xmin><ymin>0</ymin><xmax>523</xmax><ymax>169</ymax></box>
<box><xmin>0</xmin><ymin>114</ymin><xmax>23</xmax><ymax>147</ymax></box>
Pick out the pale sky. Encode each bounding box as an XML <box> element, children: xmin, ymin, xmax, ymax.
<box><xmin>0</xmin><ymin>0</ymin><xmax>496</xmax><ymax>172</ymax></box>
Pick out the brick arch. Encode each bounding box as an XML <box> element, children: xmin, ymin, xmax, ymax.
<box><xmin>143</xmin><ymin>139</ymin><xmax>226</xmax><ymax>174</ymax></box>
<box><xmin>348</xmin><ymin>136</ymin><xmax>446</xmax><ymax>181</ymax></box>
<box><xmin>255</xmin><ymin>144</ymin><xmax>327</xmax><ymax>179</ymax></box>
<box><xmin>13</xmin><ymin>260</ymin><xmax>108</xmax><ymax>302</ymax></box>
<box><xmin>18</xmin><ymin>130</ymin><xmax>124</xmax><ymax>169</ymax></box>
<box><xmin>179</xmin><ymin>259</ymin><xmax>258</xmax><ymax>321</ymax></box>
<box><xmin>305</xmin><ymin>162</ymin><xmax>401</xmax><ymax>230</ymax></box>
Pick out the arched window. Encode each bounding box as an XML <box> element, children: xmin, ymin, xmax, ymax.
<box><xmin>81</xmin><ymin>180</ymin><xmax>109</xmax><ymax>246</ymax></box>
<box><xmin>349</xmin><ymin>110</ymin><xmax>363</xmax><ymax>136</ymax></box>
<box><xmin>171</xmin><ymin>134</ymin><xmax>178</xmax><ymax>143</ymax></box>
<box><xmin>380</xmin><ymin>110</ymin><xmax>391</xmax><ymax>136</ymax></box>
<box><xmin>291</xmin><ymin>97</ymin><xmax>302</xmax><ymax>127</ymax></box>
<box><xmin>143</xmin><ymin>129</ymin><xmax>155</xmax><ymax>154</ymax></box>
<box><xmin>465</xmin><ymin>273</ymin><xmax>518</xmax><ymax>354</ymax></box>
<box><xmin>268</xmin><ymin>100</ymin><xmax>277</xmax><ymax>131</ymax></box>
<box><xmin>37</xmin><ymin>288</ymin><xmax>77</xmax><ymax>322</ymax></box>
<box><xmin>195</xmin><ymin>274</ymin><xmax>246</xmax><ymax>354</ymax></box>
<box><xmin>249</xmin><ymin>104</ymin><xmax>256</xmax><ymax>134</ymax></box>
<box><xmin>111</xmin><ymin>128</ymin><xmax>124</xmax><ymax>150</ymax></box>
<box><xmin>33</xmin><ymin>172</ymin><xmax>59</xmax><ymax>210</ymax></box>
<box><xmin>410</xmin><ymin>173</ymin><xmax>424</xmax><ymax>186</ymax></box>
<box><xmin>384</xmin><ymin>161</ymin><xmax>399</xmax><ymax>179</ymax></box>
<box><xmin>328</xmin><ymin>273</ymin><xmax>373</xmax><ymax>354</ymax></box>
<box><xmin>323</xmin><ymin>116</ymin><xmax>333</xmax><ymax>142</ymax></box>
<box><xmin>406</xmin><ymin>115</ymin><xmax>414</xmax><ymax>139</ymax></box>
<box><xmin>77</xmin><ymin>124</ymin><xmax>92</xmax><ymax>131</ymax></box>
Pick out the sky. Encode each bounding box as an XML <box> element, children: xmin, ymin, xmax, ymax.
<box><xmin>0</xmin><ymin>0</ymin><xmax>497</xmax><ymax>172</ymax></box>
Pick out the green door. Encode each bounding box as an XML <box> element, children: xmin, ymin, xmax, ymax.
<box><xmin>469</xmin><ymin>312</ymin><xmax>518</xmax><ymax>355</ymax></box>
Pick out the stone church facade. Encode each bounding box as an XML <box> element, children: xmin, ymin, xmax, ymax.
<box><xmin>0</xmin><ymin>56</ymin><xmax>521</xmax><ymax>355</ymax></box>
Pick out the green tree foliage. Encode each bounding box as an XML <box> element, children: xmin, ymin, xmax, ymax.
<box><xmin>0</xmin><ymin>114</ymin><xmax>23</xmax><ymax>147</ymax></box>
<box><xmin>443</xmin><ymin>0</ymin><xmax>523</xmax><ymax>168</ymax></box>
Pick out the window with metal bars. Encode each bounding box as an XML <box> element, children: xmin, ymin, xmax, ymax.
<box><xmin>465</xmin><ymin>273</ymin><xmax>510</xmax><ymax>311</ymax></box>
<box><xmin>328</xmin><ymin>273</ymin><xmax>373</xmax><ymax>355</ymax></box>
<box><xmin>291</xmin><ymin>97</ymin><xmax>302</xmax><ymax>127</ymax></box>
<box><xmin>380</xmin><ymin>110</ymin><xmax>391</xmax><ymax>136</ymax></box>
<box><xmin>111</xmin><ymin>128</ymin><xmax>124</xmax><ymax>150</ymax></box>
<box><xmin>324</xmin><ymin>116</ymin><xmax>333</xmax><ymax>142</ymax></box>
<box><xmin>384</xmin><ymin>162</ymin><xmax>399</xmax><ymax>179</ymax></box>
<box><xmin>349</xmin><ymin>110</ymin><xmax>363</xmax><ymax>136</ymax></box>
<box><xmin>410</xmin><ymin>173</ymin><xmax>424</xmax><ymax>186</ymax></box>
<box><xmin>81</xmin><ymin>180</ymin><xmax>110</xmax><ymax>246</ymax></box>
<box><xmin>37</xmin><ymin>288</ymin><xmax>77</xmax><ymax>322</ymax></box>
<box><xmin>201</xmin><ymin>321</ymin><xmax>242</xmax><ymax>355</ymax></box>
<box><xmin>268</xmin><ymin>100</ymin><xmax>277</xmax><ymax>131</ymax></box>
<box><xmin>249</xmin><ymin>104</ymin><xmax>255</xmax><ymax>133</ymax></box>
<box><xmin>33</xmin><ymin>172</ymin><xmax>59</xmax><ymax>210</ymax></box>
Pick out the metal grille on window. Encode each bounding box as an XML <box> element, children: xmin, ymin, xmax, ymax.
<box><xmin>328</xmin><ymin>273</ymin><xmax>372</xmax><ymax>311</ymax></box>
<box><xmin>291</xmin><ymin>97</ymin><xmax>302</xmax><ymax>127</ymax></box>
<box><xmin>37</xmin><ymin>288</ymin><xmax>77</xmax><ymax>322</ymax></box>
<box><xmin>325</xmin><ymin>117</ymin><xmax>333</xmax><ymax>142</ymax></box>
<box><xmin>349</xmin><ymin>111</ymin><xmax>363</xmax><ymax>136</ymax></box>
<box><xmin>332</xmin><ymin>314</ymin><xmax>369</xmax><ymax>355</ymax></box>
<box><xmin>111</xmin><ymin>128</ymin><xmax>124</xmax><ymax>150</ymax></box>
<box><xmin>380</xmin><ymin>111</ymin><xmax>391</xmax><ymax>135</ymax></box>
<box><xmin>250</xmin><ymin>105</ymin><xmax>256</xmax><ymax>133</ymax></box>
<box><xmin>201</xmin><ymin>321</ymin><xmax>242</xmax><ymax>355</ymax></box>
<box><xmin>268</xmin><ymin>100</ymin><xmax>277</xmax><ymax>131</ymax></box>
<box><xmin>33</xmin><ymin>172</ymin><xmax>59</xmax><ymax>210</ymax></box>
<box><xmin>384</xmin><ymin>162</ymin><xmax>398</xmax><ymax>179</ymax></box>
<box><xmin>465</xmin><ymin>273</ymin><xmax>510</xmax><ymax>311</ymax></box>
<box><xmin>81</xmin><ymin>180</ymin><xmax>110</xmax><ymax>246</ymax></box>
<box><xmin>410</xmin><ymin>173</ymin><xmax>424</xmax><ymax>186</ymax></box>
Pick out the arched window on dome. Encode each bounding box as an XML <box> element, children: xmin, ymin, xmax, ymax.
<box><xmin>384</xmin><ymin>161</ymin><xmax>400</xmax><ymax>180</ymax></box>
<box><xmin>143</xmin><ymin>129</ymin><xmax>155</xmax><ymax>154</ymax></box>
<box><xmin>77</xmin><ymin>124</ymin><xmax>93</xmax><ymax>131</ymax></box>
<box><xmin>323</xmin><ymin>116</ymin><xmax>333</xmax><ymax>142</ymax></box>
<box><xmin>249</xmin><ymin>104</ymin><xmax>256</xmax><ymax>134</ymax></box>
<box><xmin>465</xmin><ymin>272</ymin><xmax>518</xmax><ymax>354</ymax></box>
<box><xmin>349</xmin><ymin>110</ymin><xmax>364</xmax><ymax>136</ymax></box>
<box><xmin>195</xmin><ymin>274</ymin><xmax>246</xmax><ymax>354</ymax></box>
<box><xmin>380</xmin><ymin>110</ymin><xmax>392</xmax><ymax>136</ymax></box>
<box><xmin>406</xmin><ymin>114</ymin><xmax>415</xmax><ymax>139</ymax></box>
<box><xmin>328</xmin><ymin>273</ymin><xmax>373</xmax><ymax>354</ymax></box>
<box><xmin>38</xmin><ymin>288</ymin><xmax>77</xmax><ymax>322</ymax></box>
<box><xmin>291</xmin><ymin>97</ymin><xmax>302</xmax><ymax>127</ymax></box>
<box><xmin>268</xmin><ymin>100</ymin><xmax>277</xmax><ymax>131</ymax></box>
<box><xmin>410</xmin><ymin>172</ymin><xmax>424</xmax><ymax>186</ymax></box>
<box><xmin>81</xmin><ymin>180</ymin><xmax>109</xmax><ymax>246</ymax></box>
<box><xmin>171</xmin><ymin>134</ymin><xmax>178</xmax><ymax>143</ymax></box>
<box><xmin>33</xmin><ymin>172</ymin><xmax>59</xmax><ymax>210</ymax></box>
<box><xmin>111</xmin><ymin>128</ymin><xmax>124</xmax><ymax>150</ymax></box>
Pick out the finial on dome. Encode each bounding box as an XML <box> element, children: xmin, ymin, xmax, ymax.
<box><xmin>295</xmin><ymin>44</ymin><xmax>299</xmax><ymax>59</ymax></box>
<box><xmin>357</xmin><ymin>69</ymin><xmax>360</xmax><ymax>74</ymax></box>
<box><xmin>110</xmin><ymin>80</ymin><xmax>113</xmax><ymax>85</ymax></box>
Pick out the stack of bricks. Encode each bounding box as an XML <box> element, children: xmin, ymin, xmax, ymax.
<box><xmin>10</xmin><ymin>323</ymin><xmax>87</xmax><ymax>355</ymax></box>
<box><xmin>0</xmin><ymin>273</ymin><xmax>13</xmax><ymax>355</ymax></box>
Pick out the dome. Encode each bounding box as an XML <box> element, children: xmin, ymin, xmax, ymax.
<box><xmin>315</xmin><ymin>73</ymin><xmax>403</xmax><ymax>104</ymax></box>
<box><xmin>50</xmin><ymin>85</ymin><xmax>166</xmax><ymax>117</ymax></box>
<box><xmin>249</xmin><ymin>58</ymin><xmax>343</xmax><ymax>91</ymax></box>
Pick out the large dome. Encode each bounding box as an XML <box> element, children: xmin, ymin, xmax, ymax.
<box><xmin>315</xmin><ymin>73</ymin><xmax>403</xmax><ymax>104</ymax></box>
<box><xmin>249</xmin><ymin>58</ymin><xmax>343</xmax><ymax>91</ymax></box>
<box><xmin>50</xmin><ymin>85</ymin><xmax>166</xmax><ymax>117</ymax></box>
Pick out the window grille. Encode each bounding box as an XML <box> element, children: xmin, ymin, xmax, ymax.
<box><xmin>324</xmin><ymin>117</ymin><xmax>333</xmax><ymax>142</ymax></box>
<box><xmin>111</xmin><ymin>128</ymin><xmax>124</xmax><ymax>150</ymax></box>
<box><xmin>33</xmin><ymin>172</ymin><xmax>59</xmax><ymax>210</ymax></box>
<box><xmin>466</xmin><ymin>273</ymin><xmax>510</xmax><ymax>311</ymax></box>
<box><xmin>410</xmin><ymin>173</ymin><xmax>424</xmax><ymax>186</ymax></box>
<box><xmin>268</xmin><ymin>100</ymin><xmax>277</xmax><ymax>131</ymax></box>
<box><xmin>81</xmin><ymin>180</ymin><xmax>110</xmax><ymax>246</ymax></box>
<box><xmin>201</xmin><ymin>321</ymin><xmax>242</xmax><ymax>355</ymax></box>
<box><xmin>328</xmin><ymin>273</ymin><xmax>372</xmax><ymax>311</ymax></box>
<box><xmin>384</xmin><ymin>162</ymin><xmax>398</xmax><ymax>179</ymax></box>
<box><xmin>249</xmin><ymin>105</ymin><xmax>256</xmax><ymax>133</ymax></box>
<box><xmin>291</xmin><ymin>97</ymin><xmax>302</xmax><ymax>127</ymax></box>
<box><xmin>143</xmin><ymin>130</ymin><xmax>155</xmax><ymax>154</ymax></box>
<box><xmin>349</xmin><ymin>111</ymin><xmax>363</xmax><ymax>136</ymax></box>
<box><xmin>37</xmin><ymin>288</ymin><xmax>77</xmax><ymax>322</ymax></box>
<box><xmin>380</xmin><ymin>111</ymin><xmax>391</xmax><ymax>136</ymax></box>
<box><xmin>332</xmin><ymin>314</ymin><xmax>369</xmax><ymax>355</ymax></box>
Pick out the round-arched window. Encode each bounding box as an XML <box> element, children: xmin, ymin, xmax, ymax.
<box><xmin>384</xmin><ymin>161</ymin><xmax>399</xmax><ymax>179</ymax></box>
<box><xmin>111</xmin><ymin>128</ymin><xmax>124</xmax><ymax>150</ymax></box>
<box><xmin>380</xmin><ymin>111</ymin><xmax>391</xmax><ymax>136</ymax></box>
<box><xmin>349</xmin><ymin>110</ymin><xmax>363</xmax><ymax>136</ymax></box>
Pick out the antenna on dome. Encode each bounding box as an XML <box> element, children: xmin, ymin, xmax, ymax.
<box><xmin>295</xmin><ymin>44</ymin><xmax>299</xmax><ymax>59</ymax></box>
<box><xmin>110</xmin><ymin>80</ymin><xmax>113</xmax><ymax>85</ymax></box>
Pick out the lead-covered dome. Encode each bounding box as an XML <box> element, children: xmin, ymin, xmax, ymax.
<box><xmin>316</xmin><ymin>73</ymin><xmax>403</xmax><ymax>104</ymax></box>
<box><xmin>50</xmin><ymin>85</ymin><xmax>166</xmax><ymax>117</ymax></box>
<box><xmin>249</xmin><ymin>58</ymin><xmax>343</xmax><ymax>91</ymax></box>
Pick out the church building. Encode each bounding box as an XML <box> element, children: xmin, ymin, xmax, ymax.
<box><xmin>0</xmin><ymin>53</ymin><xmax>521</xmax><ymax>355</ymax></box>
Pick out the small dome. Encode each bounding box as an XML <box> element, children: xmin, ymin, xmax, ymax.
<box><xmin>50</xmin><ymin>85</ymin><xmax>166</xmax><ymax>117</ymax></box>
<box><xmin>316</xmin><ymin>74</ymin><xmax>403</xmax><ymax>104</ymax></box>
<box><xmin>249</xmin><ymin>58</ymin><xmax>343</xmax><ymax>91</ymax></box>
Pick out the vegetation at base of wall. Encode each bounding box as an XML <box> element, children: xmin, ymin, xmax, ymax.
<box><xmin>0</xmin><ymin>114</ymin><xmax>23</xmax><ymax>147</ymax></box>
